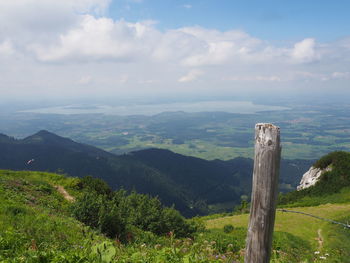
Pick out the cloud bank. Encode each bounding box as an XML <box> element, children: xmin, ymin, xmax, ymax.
<box><xmin>0</xmin><ymin>0</ymin><xmax>349</xmax><ymax>100</ymax></box>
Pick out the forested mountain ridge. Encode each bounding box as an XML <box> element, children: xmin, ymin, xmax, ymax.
<box><xmin>0</xmin><ymin>130</ymin><xmax>312</xmax><ymax>216</ymax></box>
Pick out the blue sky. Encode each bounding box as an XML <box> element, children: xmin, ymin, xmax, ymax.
<box><xmin>0</xmin><ymin>0</ymin><xmax>349</xmax><ymax>102</ymax></box>
<box><xmin>108</xmin><ymin>0</ymin><xmax>350</xmax><ymax>41</ymax></box>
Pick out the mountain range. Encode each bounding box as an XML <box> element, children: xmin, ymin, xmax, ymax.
<box><xmin>0</xmin><ymin>130</ymin><xmax>313</xmax><ymax>216</ymax></box>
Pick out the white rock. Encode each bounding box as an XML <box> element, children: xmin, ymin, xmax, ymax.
<box><xmin>297</xmin><ymin>166</ymin><xmax>331</xmax><ymax>191</ymax></box>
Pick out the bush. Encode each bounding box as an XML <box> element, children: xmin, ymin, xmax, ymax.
<box><xmin>76</xmin><ymin>176</ymin><xmax>112</xmax><ymax>195</ymax></box>
<box><xmin>71</xmin><ymin>189</ymin><xmax>197</xmax><ymax>242</ymax></box>
<box><xmin>71</xmin><ymin>191</ymin><xmax>102</xmax><ymax>228</ymax></box>
<box><xmin>223</xmin><ymin>224</ymin><xmax>234</xmax><ymax>233</ymax></box>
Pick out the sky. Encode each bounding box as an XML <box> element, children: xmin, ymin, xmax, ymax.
<box><xmin>0</xmin><ymin>0</ymin><xmax>349</xmax><ymax>103</ymax></box>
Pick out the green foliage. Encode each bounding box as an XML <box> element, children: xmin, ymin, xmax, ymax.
<box><xmin>271</xmin><ymin>231</ymin><xmax>312</xmax><ymax>262</ymax></box>
<box><xmin>223</xmin><ymin>224</ymin><xmax>234</xmax><ymax>233</ymax></box>
<box><xmin>0</xmin><ymin>170</ymin><xmax>109</xmax><ymax>262</ymax></box>
<box><xmin>71</xmin><ymin>189</ymin><xmax>198</xmax><ymax>242</ymax></box>
<box><xmin>0</xmin><ymin>129</ymin><xmax>314</xmax><ymax>217</ymax></box>
<box><xmin>76</xmin><ymin>176</ymin><xmax>112</xmax><ymax>195</ymax></box>
<box><xmin>0</xmin><ymin>169</ymin><xmax>246</xmax><ymax>262</ymax></box>
<box><xmin>91</xmin><ymin>241</ymin><xmax>117</xmax><ymax>263</ymax></box>
<box><xmin>279</xmin><ymin>151</ymin><xmax>350</xmax><ymax>206</ymax></box>
<box><xmin>279</xmin><ymin>187</ymin><xmax>350</xmax><ymax>208</ymax></box>
<box><xmin>233</xmin><ymin>200</ymin><xmax>250</xmax><ymax>214</ymax></box>
<box><xmin>196</xmin><ymin>228</ymin><xmax>246</xmax><ymax>254</ymax></box>
<box><xmin>2</xmin><ymin>169</ymin><xmax>349</xmax><ymax>262</ymax></box>
<box><xmin>322</xmin><ymin>215</ymin><xmax>350</xmax><ymax>262</ymax></box>
<box><xmin>71</xmin><ymin>191</ymin><xmax>103</xmax><ymax>228</ymax></box>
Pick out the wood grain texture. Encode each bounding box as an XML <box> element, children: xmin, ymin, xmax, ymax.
<box><xmin>245</xmin><ymin>123</ymin><xmax>281</xmax><ymax>263</ymax></box>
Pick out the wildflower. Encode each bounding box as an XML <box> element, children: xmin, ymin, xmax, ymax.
<box><xmin>140</xmin><ymin>243</ymin><xmax>147</xmax><ymax>249</ymax></box>
<box><xmin>319</xmin><ymin>256</ymin><xmax>326</xmax><ymax>260</ymax></box>
<box><xmin>314</xmin><ymin>251</ymin><xmax>320</xmax><ymax>255</ymax></box>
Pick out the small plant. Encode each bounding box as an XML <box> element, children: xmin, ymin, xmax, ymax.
<box><xmin>223</xmin><ymin>224</ymin><xmax>234</xmax><ymax>233</ymax></box>
<box><xmin>91</xmin><ymin>241</ymin><xmax>116</xmax><ymax>263</ymax></box>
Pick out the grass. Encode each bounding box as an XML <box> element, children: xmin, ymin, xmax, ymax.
<box><xmin>2</xmin><ymin>169</ymin><xmax>350</xmax><ymax>262</ymax></box>
<box><xmin>0</xmin><ymin>170</ymin><xmax>110</xmax><ymax>261</ymax></box>
<box><xmin>279</xmin><ymin>187</ymin><xmax>350</xmax><ymax>208</ymax></box>
<box><xmin>206</xmin><ymin>203</ymin><xmax>350</xmax><ymax>262</ymax></box>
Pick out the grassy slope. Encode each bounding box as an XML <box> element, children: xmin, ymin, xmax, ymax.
<box><xmin>0</xmin><ymin>170</ymin><xmax>111</xmax><ymax>261</ymax></box>
<box><xmin>2</xmin><ymin>169</ymin><xmax>350</xmax><ymax>262</ymax></box>
<box><xmin>0</xmin><ymin>170</ymin><xmax>256</xmax><ymax>262</ymax></box>
<box><xmin>206</xmin><ymin>203</ymin><xmax>350</xmax><ymax>262</ymax></box>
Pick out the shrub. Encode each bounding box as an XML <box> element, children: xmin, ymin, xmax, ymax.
<box><xmin>71</xmin><ymin>189</ymin><xmax>197</xmax><ymax>242</ymax></box>
<box><xmin>223</xmin><ymin>224</ymin><xmax>234</xmax><ymax>233</ymax></box>
<box><xmin>71</xmin><ymin>191</ymin><xmax>102</xmax><ymax>228</ymax></box>
<box><xmin>76</xmin><ymin>176</ymin><xmax>112</xmax><ymax>195</ymax></box>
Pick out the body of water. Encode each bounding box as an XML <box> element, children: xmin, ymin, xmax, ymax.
<box><xmin>20</xmin><ymin>101</ymin><xmax>289</xmax><ymax>115</ymax></box>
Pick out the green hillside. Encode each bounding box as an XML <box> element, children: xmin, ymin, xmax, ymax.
<box><xmin>206</xmin><ymin>202</ymin><xmax>350</xmax><ymax>262</ymax></box>
<box><xmin>206</xmin><ymin>151</ymin><xmax>350</xmax><ymax>262</ymax></box>
<box><xmin>0</xmin><ymin>170</ymin><xmax>111</xmax><ymax>261</ymax></box>
<box><xmin>4</xmin><ymin>169</ymin><xmax>346</xmax><ymax>263</ymax></box>
<box><xmin>279</xmin><ymin>151</ymin><xmax>350</xmax><ymax>207</ymax></box>
<box><xmin>0</xmin><ymin>169</ymin><xmax>246</xmax><ymax>262</ymax></box>
<box><xmin>0</xmin><ymin>130</ymin><xmax>312</xmax><ymax>217</ymax></box>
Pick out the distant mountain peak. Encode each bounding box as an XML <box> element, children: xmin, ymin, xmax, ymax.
<box><xmin>23</xmin><ymin>130</ymin><xmax>73</xmax><ymax>145</ymax></box>
<box><xmin>33</xmin><ymin>130</ymin><xmax>65</xmax><ymax>139</ymax></box>
<box><xmin>35</xmin><ymin>130</ymin><xmax>54</xmax><ymax>136</ymax></box>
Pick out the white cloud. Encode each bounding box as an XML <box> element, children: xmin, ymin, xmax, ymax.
<box><xmin>0</xmin><ymin>1</ymin><xmax>349</xmax><ymax>100</ymax></box>
<box><xmin>331</xmin><ymin>71</ymin><xmax>349</xmax><ymax>79</ymax></box>
<box><xmin>0</xmin><ymin>40</ymin><xmax>15</xmax><ymax>56</ymax></box>
<box><xmin>291</xmin><ymin>38</ymin><xmax>319</xmax><ymax>63</ymax></box>
<box><xmin>119</xmin><ymin>74</ymin><xmax>129</xmax><ymax>84</ymax></box>
<box><xmin>178</xmin><ymin>27</ymin><xmax>263</xmax><ymax>66</ymax></box>
<box><xmin>138</xmin><ymin>79</ymin><xmax>158</xmax><ymax>84</ymax></box>
<box><xmin>178</xmin><ymin>70</ymin><xmax>203</xmax><ymax>82</ymax></box>
<box><xmin>226</xmin><ymin>75</ymin><xmax>281</xmax><ymax>82</ymax></box>
<box><xmin>183</xmin><ymin>4</ymin><xmax>192</xmax><ymax>9</ymax></box>
<box><xmin>30</xmin><ymin>16</ymin><xmax>158</xmax><ymax>62</ymax></box>
<box><xmin>78</xmin><ymin>75</ymin><xmax>92</xmax><ymax>85</ymax></box>
<box><xmin>0</xmin><ymin>0</ymin><xmax>111</xmax><ymax>34</ymax></box>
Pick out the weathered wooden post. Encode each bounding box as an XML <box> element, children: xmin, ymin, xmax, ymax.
<box><xmin>245</xmin><ymin>123</ymin><xmax>281</xmax><ymax>263</ymax></box>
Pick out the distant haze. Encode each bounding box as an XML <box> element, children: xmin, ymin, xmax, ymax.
<box><xmin>19</xmin><ymin>101</ymin><xmax>289</xmax><ymax>116</ymax></box>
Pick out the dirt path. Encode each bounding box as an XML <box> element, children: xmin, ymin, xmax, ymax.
<box><xmin>55</xmin><ymin>185</ymin><xmax>75</xmax><ymax>202</ymax></box>
<box><xmin>317</xmin><ymin>228</ymin><xmax>323</xmax><ymax>250</ymax></box>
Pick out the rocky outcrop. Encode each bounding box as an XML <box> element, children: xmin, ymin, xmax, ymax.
<box><xmin>297</xmin><ymin>166</ymin><xmax>332</xmax><ymax>191</ymax></box>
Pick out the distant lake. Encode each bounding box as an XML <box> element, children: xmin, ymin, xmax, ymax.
<box><xmin>20</xmin><ymin>101</ymin><xmax>289</xmax><ymax>116</ymax></box>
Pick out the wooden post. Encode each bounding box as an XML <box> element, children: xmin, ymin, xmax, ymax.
<box><xmin>245</xmin><ymin>123</ymin><xmax>281</xmax><ymax>263</ymax></box>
